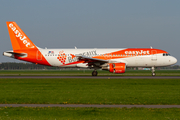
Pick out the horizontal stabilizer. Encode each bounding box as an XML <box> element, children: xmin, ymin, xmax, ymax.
<box><xmin>3</xmin><ymin>51</ymin><xmax>27</xmax><ymax>58</ymax></box>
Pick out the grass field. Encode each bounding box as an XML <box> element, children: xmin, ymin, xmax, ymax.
<box><xmin>0</xmin><ymin>107</ymin><xmax>180</xmax><ymax>120</ymax></box>
<box><xmin>0</xmin><ymin>71</ymin><xmax>180</xmax><ymax>119</ymax></box>
<box><xmin>0</xmin><ymin>69</ymin><xmax>180</xmax><ymax>76</ymax></box>
<box><xmin>0</xmin><ymin>78</ymin><xmax>180</xmax><ymax>104</ymax></box>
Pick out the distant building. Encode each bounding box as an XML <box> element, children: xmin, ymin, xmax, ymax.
<box><xmin>138</xmin><ymin>67</ymin><xmax>150</xmax><ymax>70</ymax></box>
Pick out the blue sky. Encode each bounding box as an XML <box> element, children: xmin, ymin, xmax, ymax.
<box><xmin>0</xmin><ymin>0</ymin><xmax>180</xmax><ymax>64</ymax></box>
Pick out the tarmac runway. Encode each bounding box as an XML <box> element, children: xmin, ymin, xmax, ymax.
<box><xmin>0</xmin><ymin>104</ymin><xmax>180</xmax><ymax>108</ymax></box>
<box><xmin>0</xmin><ymin>76</ymin><xmax>180</xmax><ymax>79</ymax></box>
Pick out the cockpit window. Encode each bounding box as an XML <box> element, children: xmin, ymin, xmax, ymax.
<box><xmin>163</xmin><ymin>53</ymin><xmax>170</xmax><ymax>56</ymax></box>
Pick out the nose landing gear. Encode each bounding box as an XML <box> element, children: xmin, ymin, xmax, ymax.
<box><xmin>151</xmin><ymin>67</ymin><xmax>156</xmax><ymax>76</ymax></box>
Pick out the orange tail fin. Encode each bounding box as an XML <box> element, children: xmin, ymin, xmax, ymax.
<box><xmin>6</xmin><ymin>21</ymin><xmax>36</xmax><ymax>50</ymax></box>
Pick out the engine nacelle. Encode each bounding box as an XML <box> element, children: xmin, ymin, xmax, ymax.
<box><xmin>108</xmin><ymin>63</ymin><xmax>126</xmax><ymax>74</ymax></box>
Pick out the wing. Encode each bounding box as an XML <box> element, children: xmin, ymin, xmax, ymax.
<box><xmin>76</xmin><ymin>55</ymin><xmax>108</xmax><ymax>63</ymax></box>
<box><xmin>61</xmin><ymin>55</ymin><xmax>109</xmax><ymax>67</ymax></box>
<box><xmin>75</xmin><ymin>55</ymin><xmax>109</xmax><ymax>68</ymax></box>
<box><xmin>75</xmin><ymin>55</ymin><xmax>127</xmax><ymax>67</ymax></box>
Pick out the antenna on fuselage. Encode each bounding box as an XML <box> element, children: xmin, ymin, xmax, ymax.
<box><xmin>150</xmin><ymin>46</ymin><xmax>153</xmax><ymax>49</ymax></box>
<box><xmin>75</xmin><ymin>46</ymin><xmax>77</xmax><ymax>49</ymax></box>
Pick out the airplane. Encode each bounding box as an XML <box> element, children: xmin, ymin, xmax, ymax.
<box><xmin>3</xmin><ymin>21</ymin><xmax>177</xmax><ymax>76</ymax></box>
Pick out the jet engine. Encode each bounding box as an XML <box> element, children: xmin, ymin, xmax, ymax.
<box><xmin>108</xmin><ymin>63</ymin><xmax>126</xmax><ymax>73</ymax></box>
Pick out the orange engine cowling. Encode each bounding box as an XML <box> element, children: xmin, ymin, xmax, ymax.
<box><xmin>108</xmin><ymin>63</ymin><xmax>126</xmax><ymax>74</ymax></box>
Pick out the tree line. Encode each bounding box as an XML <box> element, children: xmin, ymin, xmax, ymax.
<box><xmin>0</xmin><ymin>62</ymin><xmax>179</xmax><ymax>70</ymax></box>
<box><xmin>0</xmin><ymin>62</ymin><xmax>58</xmax><ymax>70</ymax></box>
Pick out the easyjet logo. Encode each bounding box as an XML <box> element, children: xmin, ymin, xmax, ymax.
<box><xmin>9</xmin><ymin>23</ymin><xmax>31</xmax><ymax>47</ymax></box>
<box><xmin>125</xmin><ymin>50</ymin><xmax>150</xmax><ymax>55</ymax></box>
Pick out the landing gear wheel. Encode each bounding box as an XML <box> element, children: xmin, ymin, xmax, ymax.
<box><xmin>92</xmin><ymin>71</ymin><xmax>98</xmax><ymax>76</ymax></box>
<box><xmin>152</xmin><ymin>72</ymin><xmax>156</xmax><ymax>76</ymax></box>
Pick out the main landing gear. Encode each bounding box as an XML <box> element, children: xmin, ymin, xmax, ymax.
<box><xmin>92</xmin><ymin>70</ymin><xmax>98</xmax><ymax>76</ymax></box>
<box><xmin>151</xmin><ymin>67</ymin><xmax>156</xmax><ymax>76</ymax></box>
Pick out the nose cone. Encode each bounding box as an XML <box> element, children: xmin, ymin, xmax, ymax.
<box><xmin>171</xmin><ymin>57</ymin><xmax>177</xmax><ymax>64</ymax></box>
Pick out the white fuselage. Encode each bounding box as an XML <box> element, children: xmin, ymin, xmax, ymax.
<box><xmin>38</xmin><ymin>48</ymin><xmax>177</xmax><ymax>68</ymax></box>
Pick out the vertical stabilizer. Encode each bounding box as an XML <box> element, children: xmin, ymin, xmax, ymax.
<box><xmin>6</xmin><ymin>21</ymin><xmax>36</xmax><ymax>50</ymax></box>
